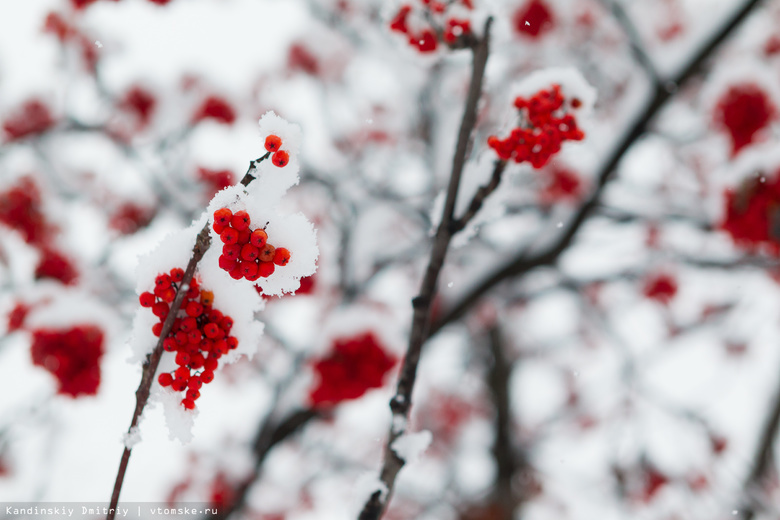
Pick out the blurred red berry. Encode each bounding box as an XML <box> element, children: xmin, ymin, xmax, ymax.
<box><xmin>193</xmin><ymin>96</ymin><xmax>236</xmax><ymax>125</ymax></box>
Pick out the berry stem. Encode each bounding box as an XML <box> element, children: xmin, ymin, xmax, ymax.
<box><xmin>358</xmin><ymin>16</ymin><xmax>494</xmax><ymax>520</ymax></box>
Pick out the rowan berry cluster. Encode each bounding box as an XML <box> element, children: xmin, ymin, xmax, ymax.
<box><xmin>389</xmin><ymin>0</ymin><xmax>474</xmax><ymax>54</ymax></box>
<box><xmin>488</xmin><ymin>84</ymin><xmax>585</xmax><ymax>169</ymax></box>
<box><xmin>139</xmin><ymin>267</ymin><xmax>238</xmax><ymax>410</ymax></box>
<box><xmin>714</xmin><ymin>83</ymin><xmax>776</xmax><ymax>156</ymax></box>
<box><xmin>309</xmin><ymin>332</ymin><xmax>397</xmax><ymax>406</ymax></box>
<box><xmin>213</xmin><ymin>208</ymin><xmax>292</xmax><ymax>283</ymax></box>
<box><xmin>721</xmin><ymin>171</ymin><xmax>780</xmax><ymax>255</ymax></box>
<box><xmin>30</xmin><ymin>325</ymin><xmax>104</xmax><ymax>397</ymax></box>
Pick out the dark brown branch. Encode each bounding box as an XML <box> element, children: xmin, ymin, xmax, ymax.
<box><xmin>358</xmin><ymin>17</ymin><xmax>494</xmax><ymax>520</ymax></box>
<box><xmin>107</xmin><ymin>155</ymin><xmax>271</xmax><ymax>520</ymax></box>
<box><xmin>486</xmin><ymin>325</ymin><xmax>516</xmax><ymax>520</ymax></box>
<box><xmin>209</xmin><ymin>408</ymin><xmax>319</xmax><ymax>520</ymax></box>
<box><xmin>601</xmin><ymin>0</ymin><xmax>661</xmax><ymax>84</ymax></box>
<box><xmin>107</xmin><ymin>224</ymin><xmax>211</xmax><ymax>520</ymax></box>
<box><xmin>453</xmin><ymin>160</ymin><xmax>507</xmax><ymax>233</ymax></box>
<box><xmin>431</xmin><ymin>0</ymin><xmax>766</xmax><ymax>338</ymax></box>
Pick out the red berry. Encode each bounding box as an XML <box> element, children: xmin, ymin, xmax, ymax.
<box><xmin>185</xmin><ymin>302</ymin><xmax>203</xmax><ymax>317</ymax></box>
<box><xmin>175</xmin><ymin>366</ymin><xmax>190</xmax><ymax>380</ymax></box>
<box><xmin>188</xmin><ymin>376</ymin><xmax>202</xmax><ymax>390</ymax></box>
<box><xmin>190</xmin><ymin>353</ymin><xmax>205</xmax><ymax>369</ymax></box>
<box><xmin>220</xmin><ymin>228</ymin><xmax>239</xmax><ymax>245</ymax></box>
<box><xmin>181</xmin><ymin>398</ymin><xmax>195</xmax><ymax>410</ymax></box>
<box><xmin>243</xmin><ymin>262</ymin><xmax>261</xmax><ymax>281</ymax></box>
<box><xmin>237</xmin><ymin>228</ymin><xmax>251</xmax><ymax>245</ymax></box>
<box><xmin>258</xmin><ymin>261</ymin><xmax>275</xmax><ymax>277</ymax></box>
<box><xmin>231</xmin><ymin>210</ymin><xmax>251</xmax><ymax>231</ymax></box>
<box><xmin>201</xmin><ymin>370</ymin><xmax>215</xmax><ymax>384</ymax></box>
<box><xmin>241</xmin><ymin>243</ymin><xmax>259</xmax><ymax>262</ymax></box>
<box><xmin>265</xmin><ymin>134</ymin><xmax>282</xmax><ymax>152</ymax></box>
<box><xmin>155</xmin><ymin>274</ymin><xmax>172</xmax><ymax>289</ymax></box>
<box><xmin>187</xmin><ymin>330</ymin><xmax>203</xmax><ymax>344</ymax></box>
<box><xmin>204</xmin><ymin>358</ymin><xmax>218</xmax><ymax>371</ymax></box>
<box><xmin>214</xmin><ymin>339</ymin><xmax>228</xmax><ymax>354</ymax></box>
<box><xmin>152</xmin><ymin>322</ymin><xmax>163</xmax><ymax>336</ymax></box>
<box><xmin>273</xmin><ymin>247</ymin><xmax>291</xmax><ymax>266</ymax></box>
<box><xmin>272</xmin><ymin>150</ymin><xmax>289</xmax><ymax>167</ymax></box>
<box><xmin>203</xmin><ymin>323</ymin><xmax>220</xmax><ymax>339</ymax></box>
<box><xmin>170</xmin><ymin>267</ymin><xmax>185</xmax><ymax>282</ymax></box>
<box><xmin>160</xmin><ymin>287</ymin><xmax>176</xmax><ymax>303</ymax></box>
<box><xmin>175</xmin><ymin>352</ymin><xmax>191</xmax><ymax>366</ymax></box>
<box><xmin>229</xmin><ymin>265</ymin><xmax>244</xmax><ymax>280</ymax></box>
<box><xmin>172</xmin><ymin>378</ymin><xmax>187</xmax><ymax>392</ymax></box>
<box><xmin>139</xmin><ymin>292</ymin><xmax>155</xmax><ymax>307</ymax></box>
<box><xmin>220</xmin><ymin>316</ymin><xmax>234</xmax><ymax>332</ymax></box>
<box><xmin>158</xmin><ymin>373</ymin><xmax>173</xmax><ymax>386</ymax></box>
<box><xmin>199</xmin><ymin>338</ymin><xmax>214</xmax><ymax>351</ymax></box>
<box><xmin>152</xmin><ymin>302</ymin><xmax>169</xmax><ymax>319</ymax></box>
<box><xmin>213</xmin><ymin>221</ymin><xmax>226</xmax><ymax>234</ymax></box>
<box><xmin>227</xmin><ymin>336</ymin><xmax>238</xmax><ymax>350</ymax></box>
<box><xmin>181</xmin><ymin>317</ymin><xmax>198</xmax><ymax>332</ymax></box>
<box><xmin>187</xmin><ymin>389</ymin><xmax>200</xmax><ymax>400</ymax></box>
<box><xmin>258</xmin><ymin>245</ymin><xmax>275</xmax><ymax>262</ymax></box>
<box><xmin>250</xmin><ymin>229</ymin><xmax>268</xmax><ymax>248</ymax></box>
<box><xmin>219</xmin><ymin>254</ymin><xmax>238</xmax><ymax>272</ymax></box>
<box><xmin>163</xmin><ymin>338</ymin><xmax>177</xmax><ymax>352</ymax></box>
<box><xmin>222</xmin><ymin>243</ymin><xmax>241</xmax><ymax>259</ymax></box>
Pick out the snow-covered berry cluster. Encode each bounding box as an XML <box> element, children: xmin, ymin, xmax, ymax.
<box><xmin>213</xmin><ymin>208</ymin><xmax>292</xmax><ymax>282</ymax></box>
<box><xmin>139</xmin><ymin>267</ymin><xmax>237</xmax><ymax>410</ymax></box>
<box><xmin>388</xmin><ymin>0</ymin><xmax>475</xmax><ymax>53</ymax></box>
<box><xmin>488</xmin><ymin>83</ymin><xmax>585</xmax><ymax>168</ymax></box>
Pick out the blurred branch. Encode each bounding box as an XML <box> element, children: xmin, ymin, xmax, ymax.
<box><xmin>600</xmin><ymin>0</ymin><xmax>661</xmax><ymax>85</ymax></box>
<box><xmin>209</xmin><ymin>408</ymin><xmax>320</xmax><ymax>520</ymax></box>
<box><xmin>486</xmin><ymin>324</ymin><xmax>520</xmax><ymax>520</ymax></box>
<box><xmin>431</xmin><ymin>0</ymin><xmax>767</xmax><ymax>337</ymax></box>
<box><xmin>452</xmin><ymin>159</ymin><xmax>507</xmax><ymax>233</ymax></box>
<box><xmin>358</xmin><ymin>18</ymin><xmax>495</xmax><ymax>520</ymax></box>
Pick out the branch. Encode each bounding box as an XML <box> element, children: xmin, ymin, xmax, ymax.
<box><xmin>452</xmin><ymin>160</ymin><xmax>507</xmax><ymax>233</ymax></box>
<box><xmin>358</xmin><ymin>18</ymin><xmax>494</xmax><ymax>520</ymax></box>
<box><xmin>106</xmin><ymin>156</ymin><xmax>270</xmax><ymax>520</ymax></box>
<box><xmin>486</xmin><ymin>325</ymin><xmax>517</xmax><ymax>519</ymax></box>
<box><xmin>106</xmin><ymin>224</ymin><xmax>211</xmax><ymax>520</ymax></box>
<box><xmin>431</xmin><ymin>0</ymin><xmax>766</xmax><ymax>337</ymax></box>
<box><xmin>601</xmin><ymin>0</ymin><xmax>662</xmax><ymax>84</ymax></box>
<box><xmin>209</xmin><ymin>408</ymin><xmax>319</xmax><ymax>520</ymax></box>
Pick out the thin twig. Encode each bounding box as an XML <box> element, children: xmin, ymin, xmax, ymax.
<box><xmin>430</xmin><ymin>0</ymin><xmax>766</xmax><ymax>338</ymax></box>
<box><xmin>600</xmin><ymin>0</ymin><xmax>662</xmax><ymax>84</ymax></box>
<box><xmin>106</xmin><ymin>156</ymin><xmax>269</xmax><ymax>520</ymax></box>
<box><xmin>452</xmin><ymin>160</ymin><xmax>507</xmax><ymax>233</ymax></box>
<box><xmin>357</xmin><ymin>17</ymin><xmax>494</xmax><ymax>520</ymax></box>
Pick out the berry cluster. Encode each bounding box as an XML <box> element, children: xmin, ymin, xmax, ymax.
<box><xmin>31</xmin><ymin>325</ymin><xmax>104</xmax><ymax>397</ymax></box>
<box><xmin>213</xmin><ymin>208</ymin><xmax>292</xmax><ymax>283</ymax></box>
<box><xmin>139</xmin><ymin>267</ymin><xmax>238</xmax><ymax>410</ymax></box>
<box><xmin>714</xmin><ymin>83</ymin><xmax>776</xmax><ymax>156</ymax></box>
<box><xmin>389</xmin><ymin>0</ymin><xmax>474</xmax><ymax>54</ymax></box>
<box><xmin>513</xmin><ymin>0</ymin><xmax>555</xmax><ymax>39</ymax></box>
<box><xmin>721</xmin><ymin>172</ymin><xmax>780</xmax><ymax>255</ymax></box>
<box><xmin>0</xmin><ymin>176</ymin><xmax>78</xmax><ymax>284</ymax></box>
<box><xmin>487</xmin><ymin>84</ymin><xmax>585</xmax><ymax>169</ymax></box>
<box><xmin>264</xmin><ymin>133</ymin><xmax>290</xmax><ymax>168</ymax></box>
<box><xmin>309</xmin><ymin>332</ymin><xmax>397</xmax><ymax>406</ymax></box>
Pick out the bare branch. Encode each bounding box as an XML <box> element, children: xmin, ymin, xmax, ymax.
<box><xmin>358</xmin><ymin>17</ymin><xmax>494</xmax><ymax>519</ymax></box>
